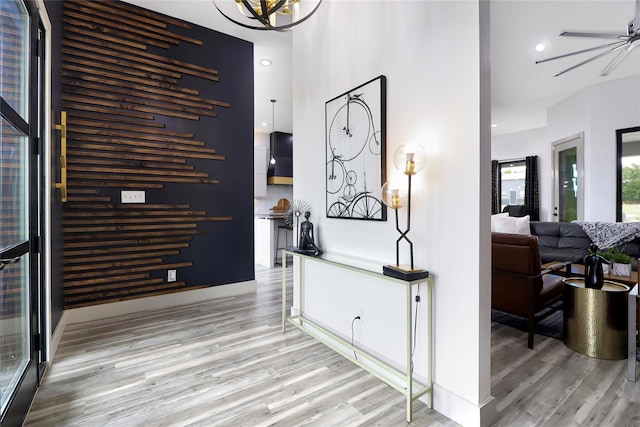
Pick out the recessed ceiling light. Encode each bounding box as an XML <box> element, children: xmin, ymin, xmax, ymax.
<box><xmin>261</xmin><ymin>122</ymin><xmax>268</xmax><ymax>126</ymax></box>
<box><xmin>535</xmin><ymin>43</ymin><xmax>545</xmax><ymax>52</ymax></box>
<box><xmin>260</xmin><ymin>59</ymin><xmax>272</xmax><ymax>66</ymax></box>
<box><xmin>491</xmin><ymin>123</ymin><xmax>498</xmax><ymax>128</ymax></box>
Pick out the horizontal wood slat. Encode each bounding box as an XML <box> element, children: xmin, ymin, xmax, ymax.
<box><xmin>64</xmin><ymin>278</ymin><xmax>164</xmax><ymax>295</ymax></box>
<box><xmin>64</xmin><ymin>236</ymin><xmax>193</xmax><ymax>249</ymax></box>
<box><xmin>67</xmin><ymin>156</ymin><xmax>195</xmax><ymax>171</ymax></box>
<box><xmin>63</xmin><ymin>210</ymin><xmax>205</xmax><ymax>218</ymax></box>
<box><xmin>64</xmin><ymin>216</ymin><xmax>232</xmax><ymax>225</ymax></box>
<box><xmin>61</xmin><ymin>0</ymin><xmax>233</xmax><ymax>308</ymax></box>
<box><xmin>68</xmin><ymin>0</ymin><xmax>203</xmax><ymax>46</ymax></box>
<box><xmin>65</xmin><ymin>29</ymin><xmax>216</xmax><ymax>76</ymax></box>
<box><xmin>64</xmin><ymin>243</ymin><xmax>189</xmax><ymax>256</ymax></box>
<box><xmin>68</xmin><ymin>180</ymin><xmax>164</xmax><ymax>189</ymax></box>
<box><xmin>102</xmin><ymin>0</ymin><xmax>193</xmax><ymax>30</ymax></box>
<box><xmin>63</xmin><ymin>229</ymin><xmax>209</xmax><ymax>242</ymax></box>
<box><xmin>63</xmin><ymin>262</ymin><xmax>193</xmax><ymax>280</ymax></box>
<box><xmin>63</xmin><ymin>273</ymin><xmax>150</xmax><ymax>288</ymax></box>
<box><xmin>62</xmin><ymin>16</ymin><xmax>171</xmax><ymax>49</ymax></box>
<box><xmin>63</xmin><ymin>22</ymin><xmax>148</xmax><ymax>50</ymax></box>
<box><xmin>67</xmin><ymin>118</ymin><xmax>194</xmax><ymax>138</ymax></box>
<box><xmin>63</xmin><ymin>9</ymin><xmax>181</xmax><ymax>45</ymax></box>
<box><xmin>62</xmin><ymin>94</ymin><xmax>201</xmax><ymax>121</ymax></box>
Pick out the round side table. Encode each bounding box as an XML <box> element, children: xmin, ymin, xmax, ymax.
<box><xmin>563</xmin><ymin>277</ymin><xmax>630</xmax><ymax>360</ymax></box>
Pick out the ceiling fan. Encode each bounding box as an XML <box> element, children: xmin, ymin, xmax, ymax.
<box><xmin>536</xmin><ymin>0</ymin><xmax>640</xmax><ymax>77</ymax></box>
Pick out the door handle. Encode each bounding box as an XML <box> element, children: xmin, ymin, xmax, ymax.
<box><xmin>0</xmin><ymin>257</ymin><xmax>20</xmax><ymax>272</ymax></box>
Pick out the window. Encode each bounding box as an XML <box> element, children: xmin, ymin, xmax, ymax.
<box><xmin>499</xmin><ymin>161</ymin><xmax>526</xmax><ymax>211</ymax></box>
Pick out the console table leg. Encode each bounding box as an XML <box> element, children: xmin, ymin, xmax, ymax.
<box><xmin>628</xmin><ymin>284</ymin><xmax>638</xmax><ymax>382</ymax></box>
<box><xmin>282</xmin><ymin>250</ymin><xmax>287</xmax><ymax>333</ymax></box>
<box><xmin>406</xmin><ymin>283</ymin><xmax>413</xmax><ymax>422</ymax></box>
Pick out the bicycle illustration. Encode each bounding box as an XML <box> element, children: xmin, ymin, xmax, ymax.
<box><xmin>325</xmin><ymin>76</ymin><xmax>386</xmax><ymax>221</ymax></box>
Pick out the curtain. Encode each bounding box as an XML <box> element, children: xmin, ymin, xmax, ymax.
<box><xmin>491</xmin><ymin>160</ymin><xmax>500</xmax><ymax>214</ymax></box>
<box><xmin>525</xmin><ymin>156</ymin><xmax>539</xmax><ymax>221</ymax></box>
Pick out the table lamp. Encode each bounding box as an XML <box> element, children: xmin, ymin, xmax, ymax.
<box><xmin>380</xmin><ymin>144</ymin><xmax>429</xmax><ymax>280</ymax></box>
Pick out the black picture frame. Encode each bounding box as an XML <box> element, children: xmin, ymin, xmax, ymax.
<box><xmin>325</xmin><ymin>75</ymin><xmax>387</xmax><ymax>221</ymax></box>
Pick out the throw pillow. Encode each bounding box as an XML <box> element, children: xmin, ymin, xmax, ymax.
<box><xmin>492</xmin><ymin>215</ymin><xmax>531</xmax><ymax>235</ymax></box>
<box><xmin>490</xmin><ymin>213</ymin><xmax>509</xmax><ymax>232</ymax></box>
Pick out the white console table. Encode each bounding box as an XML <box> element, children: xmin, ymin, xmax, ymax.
<box><xmin>281</xmin><ymin>249</ymin><xmax>433</xmax><ymax>422</ymax></box>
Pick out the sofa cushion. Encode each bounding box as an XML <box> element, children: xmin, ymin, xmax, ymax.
<box><xmin>530</xmin><ymin>221</ymin><xmax>591</xmax><ymax>264</ymax></box>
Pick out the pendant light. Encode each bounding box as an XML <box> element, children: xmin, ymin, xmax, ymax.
<box><xmin>269</xmin><ymin>99</ymin><xmax>277</xmax><ymax>166</ymax></box>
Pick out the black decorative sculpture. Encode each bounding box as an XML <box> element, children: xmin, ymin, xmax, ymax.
<box><xmin>584</xmin><ymin>244</ymin><xmax>607</xmax><ymax>289</ymax></box>
<box><xmin>297</xmin><ymin>211</ymin><xmax>322</xmax><ymax>256</ymax></box>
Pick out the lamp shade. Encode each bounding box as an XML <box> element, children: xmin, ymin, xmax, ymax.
<box><xmin>381</xmin><ymin>181</ymin><xmax>407</xmax><ymax>210</ymax></box>
<box><xmin>393</xmin><ymin>144</ymin><xmax>426</xmax><ymax>176</ymax></box>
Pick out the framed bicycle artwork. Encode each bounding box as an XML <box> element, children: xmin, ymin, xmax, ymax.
<box><xmin>325</xmin><ymin>75</ymin><xmax>387</xmax><ymax>221</ymax></box>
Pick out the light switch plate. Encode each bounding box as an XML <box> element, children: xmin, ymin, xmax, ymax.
<box><xmin>168</xmin><ymin>270</ymin><xmax>177</xmax><ymax>282</ymax></box>
<box><xmin>121</xmin><ymin>190</ymin><xmax>145</xmax><ymax>203</ymax></box>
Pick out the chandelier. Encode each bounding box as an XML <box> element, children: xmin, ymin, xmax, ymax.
<box><xmin>212</xmin><ymin>0</ymin><xmax>322</xmax><ymax>31</ymax></box>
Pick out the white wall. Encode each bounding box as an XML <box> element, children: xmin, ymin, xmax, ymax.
<box><xmin>492</xmin><ymin>127</ymin><xmax>552</xmax><ymax>220</ymax></box>
<box><xmin>548</xmin><ymin>75</ymin><xmax>640</xmax><ymax>221</ymax></box>
<box><xmin>292</xmin><ymin>1</ymin><xmax>492</xmax><ymax>425</ymax></box>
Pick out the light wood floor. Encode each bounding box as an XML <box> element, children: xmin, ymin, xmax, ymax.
<box><xmin>24</xmin><ymin>266</ymin><xmax>640</xmax><ymax>426</ymax></box>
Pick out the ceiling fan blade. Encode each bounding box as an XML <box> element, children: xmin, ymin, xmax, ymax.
<box><xmin>536</xmin><ymin>41</ymin><xmax>626</xmax><ymax>64</ymax></box>
<box><xmin>560</xmin><ymin>31</ymin><xmax>629</xmax><ymax>39</ymax></box>
<box><xmin>553</xmin><ymin>43</ymin><xmax>627</xmax><ymax>76</ymax></box>
<box><xmin>601</xmin><ymin>44</ymin><xmax>636</xmax><ymax>76</ymax></box>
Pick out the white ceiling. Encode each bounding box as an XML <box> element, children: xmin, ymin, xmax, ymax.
<box><xmin>491</xmin><ymin>0</ymin><xmax>640</xmax><ymax>136</ymax></box>
<box><xmin>123</xmin><ymin>1</ymin><xmax>640</xmax><ymax>138</ymax></box>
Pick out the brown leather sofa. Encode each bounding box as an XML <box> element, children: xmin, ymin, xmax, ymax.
<box><xmin>492</xmin><ymin>232</ymin><xmax>569</xmax><ymax>349</ymax></box>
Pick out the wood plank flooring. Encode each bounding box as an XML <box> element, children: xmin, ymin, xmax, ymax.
<box><xmin>24</xmin><ymin>267</ymin><xmax>454</xmax><ymax>426</ymax></box>
<box><xmin>24</xmin><ymin>266</ymin><xmax>640</xmax><ymax>426</ymax></box>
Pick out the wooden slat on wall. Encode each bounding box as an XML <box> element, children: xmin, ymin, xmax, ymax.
<box><xmin>60</xmin><ymin>0</ymin><xmax>233</xmax><ymax>309</ymax></box>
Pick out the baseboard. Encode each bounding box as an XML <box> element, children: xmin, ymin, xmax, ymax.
<box><xmin>66</xmin><ymin>280</ymin><xmax>257</xmax><ymax>324</ymax></box>
<box><xmin>433</xmin><ymin>383</ymin><xmax>497</xmax><ymax>427</ymax></box>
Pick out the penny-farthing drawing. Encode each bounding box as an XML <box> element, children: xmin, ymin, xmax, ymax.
<box><xmin>325</xmin><ymin>76</ymin><xmax>386</xmax><ymax>221</ymax></box>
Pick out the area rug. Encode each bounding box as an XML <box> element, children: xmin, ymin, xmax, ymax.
<box><xmin>491</xmin><ymin>309</ymin><xmax>563</xmax><ymax>340</ymax></box>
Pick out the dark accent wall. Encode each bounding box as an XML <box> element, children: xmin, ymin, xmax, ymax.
<box><xmin>47</xmin><ymin>0</ymin><xmax>254</xmax><ymax>309</ymax></box>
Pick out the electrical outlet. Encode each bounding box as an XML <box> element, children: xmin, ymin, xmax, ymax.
<box><xmin>168</xmin><ymin>269</ymin><xmax>176</xmax><ymax>282</ymax></box>
<box><xmin>121</xmin><ymin>190</ymin><xmax>145</xmax><ymax>203</ymax></box>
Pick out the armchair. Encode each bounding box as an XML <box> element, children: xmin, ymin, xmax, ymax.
<box><xmin>492</xmin><ymin>232</ymin><xmax>569</xmax><ymax>349</ymax></box>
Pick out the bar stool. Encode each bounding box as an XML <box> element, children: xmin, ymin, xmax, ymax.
<box><xmin>274</xmin><ymin>223</ymin><xmax>293</xmax><ymax>266</ymax></box>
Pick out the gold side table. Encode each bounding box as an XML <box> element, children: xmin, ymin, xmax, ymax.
<box><xmin>563</xmin><ymin>278</ymin><xmax>630</xmax><ymax>360</ymax></box>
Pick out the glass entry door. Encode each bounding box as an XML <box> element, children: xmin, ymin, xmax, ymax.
<box><xmin>1</xmin><ymin>0</ymin><xmax>41</xmax><ymax>424</ymax></box>
<box><xmin>553</xmin><ymin>134</ymin><xmax>584</xmax><ymax>222</ymax></box>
